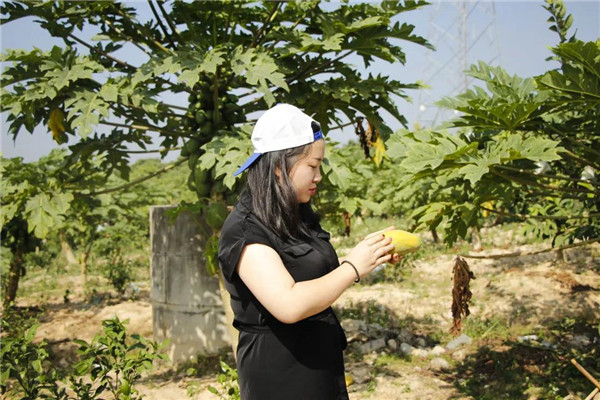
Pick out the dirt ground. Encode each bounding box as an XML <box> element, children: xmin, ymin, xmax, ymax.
<box><xmin>19</xmin><ymin>241</ymin><xmax>600</xmax><ymax>400</ymax></box>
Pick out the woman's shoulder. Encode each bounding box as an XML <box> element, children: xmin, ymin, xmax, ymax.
<box><xmin>221</xmin><ymin>195</ymin><xmax>273</xmax><ymax>245</ymax></box>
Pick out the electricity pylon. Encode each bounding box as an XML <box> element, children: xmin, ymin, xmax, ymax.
<box><xmin>415</xmin><ymin>0</ymin><xmax>501</xmax><ymax>129</ymax></box>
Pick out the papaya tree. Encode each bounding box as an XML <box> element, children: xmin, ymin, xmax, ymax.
<box><xmin>1</xmin><ymin>1</ymin><xmax>432</xmax><ymax>303</ymax></box>
<box><xmin>0</xmin><ymin>151</ymin><xmax>74</xmax><ymax>305</ymax></box>
<box><xmin>385</xmin><ymin>0</ymin><xmax>599</xmax><ymax>255</ymax></box>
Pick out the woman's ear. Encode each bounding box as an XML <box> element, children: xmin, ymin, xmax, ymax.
<box><xmin>275</xmin><ymin>164</ymin><xmax>282</xmax><ymax>179</ymax></box>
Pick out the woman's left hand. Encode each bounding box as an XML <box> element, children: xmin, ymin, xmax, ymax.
<box><xmin>365</xmin><ymin>226</ymin><xmax>402</xmax><ymax>265</ymax></box>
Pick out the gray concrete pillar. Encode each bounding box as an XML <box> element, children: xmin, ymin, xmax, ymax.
<box><xmin>149</xmin><ymin>206</ymin><xmax>231</xmax><ymax>363</ymax></box>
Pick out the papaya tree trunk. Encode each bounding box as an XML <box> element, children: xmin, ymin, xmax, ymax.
<box><xmin>80</xmin><ymin>251</ymin><xmax>89</xmax><ymax>286</ymax></box>
<box><xmin>80</xmin><ymin>240</ymin><xmax>95</xmax><ymax>286</ymax></box>
<box><xmin>471</xmin><ymin>226</ymin><xmax>483</xmax><ymax>252</ymax></box>
<box><xmin>431</xmin><ymin>229</ymin><xmax>439</xmax><ymax>243</ymax></box>
<box><xmin>60</xmin><ymin>233</ymin><xmax>78</xmax><ymax>266</ymax></box>
<box><xmin>3</xmin><ymin>248</ymin><xmax>23</xmax><ymax>306</ymax></box>
<box><xmin>342</xmin><ymin>211</ymin><xmax>351</xmax><ymax>237</ymax></box>
<box><xmin>217</xmin><ymin>270</ymin><xmax>239</xmax><ymax>360</ymax></box>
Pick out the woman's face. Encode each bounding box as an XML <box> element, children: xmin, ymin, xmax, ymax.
<box><xmin>288</xmin><ymin>139</ymin><xmax>325</xmax><ymax>203</ymax></box>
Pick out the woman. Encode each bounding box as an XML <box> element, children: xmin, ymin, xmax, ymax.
<box><xmin>218</xmin><ymin>103</ymin><xmax>399</xmax><ymax>400</ymax></box>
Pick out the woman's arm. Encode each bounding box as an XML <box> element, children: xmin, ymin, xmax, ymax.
<box><xmin>236</xmin><ymin>229</ymin><xmax>395</xmax><ymax>324</ymax></box>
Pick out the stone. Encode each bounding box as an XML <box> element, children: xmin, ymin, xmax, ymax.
<box><xmin>412</xmin><ymin>348</ymin><xmax>429</xmax><ymax>358</ymax></box>
<box><xmin>359</xmin><ymin>338</ymin><xmax>386</xmax><ymax>354</ymax></box>
<box><xmin>387</xmin><ymin>338</ymin><xmax>398</xmax><ymax>351</ymax></box>
<box><xmin>517</xmin><ymin>335</ymin><xmax>539</xmax><ymax>343</ymax></box>
<box><xmin>430</xmin><ymin>357</ymin><xmax>451</xmax><ymax>371</ymax></box>
<box><xmin>446</xmin><ymin>334</ymin><xmax>472</xmax><ymax>350</ymax></box>
<box><xmin>569</xmin><ymin>334</ymin><xmax>591</xmax><ymax>349</ymax></box>
<box><xmin>430</xmin><ymin>345</ymin><xmax>446</xmax><ymax>356</ymax></box>
<box><xmin>452</xmin><ymin>348</ymin><xmax>469</xmax><ymax>362</ymax></box>
<box><xmin>400</xmin><ymin>342</ymin><xmax>414</xmax><ymax>355</ymax></box>
<box><xmin>342</xmin><ymin>319</ymin><xmax>370</xmax><ymax>343</ymax></box>
<box><xmin>351</xmin><ymin>366</ymin><xmax>372</xmax><ymax>384</ymax></box>
<box><xmin>397</xmin><ymin>328</ymin><xmax>413</xmax><ymax>344</ymax></box>
<box><xmin>415</xmin><ymin>337</ymin><xmax>427</xmax><ymax>348</ymax></box>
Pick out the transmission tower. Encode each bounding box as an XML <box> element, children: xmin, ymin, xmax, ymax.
<box><xmin>415</xmin><ymin>0</ymin><xmax>501</xmax><ymax>129</ymax></box>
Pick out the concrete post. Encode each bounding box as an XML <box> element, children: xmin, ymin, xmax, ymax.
<box><xmin>149</xmin><ymin>206</ymin><xmax>231</xmax><ymax>363</ymax></box>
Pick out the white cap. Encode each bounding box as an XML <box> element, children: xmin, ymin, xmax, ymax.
<box><xmin>234</xmin><ymin>104</ymin><xmax>323</xmax><ymax>176</ymax></box>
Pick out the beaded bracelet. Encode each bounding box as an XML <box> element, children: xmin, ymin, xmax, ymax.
<box><xmin>341</xmin><ymin>260</ymin><xmax>360</xmax><ymax>283</ymax></box>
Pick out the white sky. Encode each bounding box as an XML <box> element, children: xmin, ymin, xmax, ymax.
<box><xmin>1</xmin><ymin>1</ymin><xmax>599</xmax><ymax>162</ymax></box>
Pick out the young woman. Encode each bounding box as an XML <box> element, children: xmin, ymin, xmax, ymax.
<box><xmin>218</xmin><ymin>104</ymin><xmax>398</xmax><ymax>400</ymax></box>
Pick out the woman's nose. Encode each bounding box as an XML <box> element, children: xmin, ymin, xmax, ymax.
<box><xmin>314</xmin><ymin>170</ymin><xmax>322</xmax><ymax>183</ymax></box>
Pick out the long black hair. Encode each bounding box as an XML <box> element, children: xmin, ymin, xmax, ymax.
<box><xmin>246</xmin><ymin>143</ymin><xmax>318</xmax><ymax>241</ymax></box>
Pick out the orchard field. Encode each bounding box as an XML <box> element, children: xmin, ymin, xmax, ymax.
<box><xmin>4</xmin><ymin>203</ymin><xmax>600</xmax><ymax>400</ymax></box>
<box><xmin>1</xmin><ymin>1</ymin><xmax>599</xmax><ymax>400</ymax></box>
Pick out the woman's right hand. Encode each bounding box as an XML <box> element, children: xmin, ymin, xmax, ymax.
<box><xmin>344</xmin><ymin>226</ymin><xmax>396</xmax><ymax>279</ymax></box>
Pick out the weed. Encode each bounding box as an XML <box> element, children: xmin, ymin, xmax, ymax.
<box><xmin>206</xmin><ymin>360</ymin><xmax>240</xmax><ymax>400</ymax></box>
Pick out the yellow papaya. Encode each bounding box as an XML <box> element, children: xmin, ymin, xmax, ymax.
<box><xmin>383</xmin><ymin>229</ymin><xmax>421</xmax><ymax>255</ymax></box>
<box><xmin>344</xmin><ymin>373</ymin><xmax>354</xmax><ymax>387</ymax></box>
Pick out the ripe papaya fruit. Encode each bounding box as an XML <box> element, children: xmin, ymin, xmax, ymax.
<box><xmin>383</xmin><ymin>230</ymin><xmax>421</xmax><ymax>255</ymax></box>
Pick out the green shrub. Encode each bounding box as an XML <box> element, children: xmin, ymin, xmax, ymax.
<box><xmin>1</xmin><ymin>314</ymin><xmax>168</xmax><ymax>400</ymax></box>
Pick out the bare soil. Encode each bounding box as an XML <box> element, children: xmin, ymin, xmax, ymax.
<box><xmin>16</xmin><ymin>242</ymin><xmax>600</xmax><ymax>400</ymax></box>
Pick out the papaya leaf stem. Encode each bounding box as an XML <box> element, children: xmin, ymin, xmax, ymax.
<box><xmin>490</xmin><ymin>167</ymin><xmax>596</xmax><ymax>195</ymax></box>
<box><xmin>546</xmin><ymin>124</ymin><xmax>600</xmax><ymax>160</ymax></box>
<box><xmin>103</xmin><ymin>18</ymin><xmax>152</xmax><ymax>56</ymax></box>
<box><xmin>495</xmin><ymin>165</ymin><xmax>600</xmax><ymax>187</ymax></box>
<box><xmin>147</xmin><ymin>0</ymin><xmax>176</xmax><ymax>49</ymax></box>
<box><xmin>113</xmin><ymin>7</ymin><xmax>174</xmax><ymax>55</ymax></box>
<box><xmin>250</xmin><ymin>1</ymin><xmax>283</xmax><ymax>49</ymax></box>
<box><xmin>478</xmin><ymin>205</ymin><xmax>599</xmax><ymax>221</ymax></box>
<box><xmin>99</xmin><ymin>120</ymin><xmax>183</xmax><ymax>137</ymax></box>
<box><xmin>157</xmin><ymin>0</ymin><xmax>181</xmax><ymax>44</ymax></box>
<box><xmin>122</xmin><ymin>146</ymin><xmax>181</xmax><ymax>154</ymax></box>
<box><xmin>460</xmin><ymin>236</ymin><xmax>600</xmax><ymax>259</ymax></box>
<box><xmin>561</xmin><ymin>149</ymin><xmax>600</xmax><ymax>171</ymax></box>
<box><xmin>66</xmin><ymin>33</ymin><xmax>135</xmax><ymax>71</ymax></box>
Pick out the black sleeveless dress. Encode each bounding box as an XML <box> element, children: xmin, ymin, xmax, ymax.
<box><xmin>218</xmin><ymin>191</ymin><xmax>349</xmax><ymax>400</ymax></box>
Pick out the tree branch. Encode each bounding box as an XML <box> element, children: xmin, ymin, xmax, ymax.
<box><xmin>79</xmin><ymin>157</ymin><xmax>187</xmax><ymax>197</ymax></box>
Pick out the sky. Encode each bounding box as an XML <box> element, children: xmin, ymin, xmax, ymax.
<box><xmin>1</xmin><ymin>0</ymin><xmax>599</xmax><ymax>163</ymax></box>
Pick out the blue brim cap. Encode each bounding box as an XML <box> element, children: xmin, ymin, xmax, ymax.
<box><xmin>233</xmin><ymin>152</ymin><xmax>262</xmax><ymax>176</ymax></box>
<box><xmin>233</xmin><ymin>130</ymin><xmax>323</xmax><ymax>177</ymax></box>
